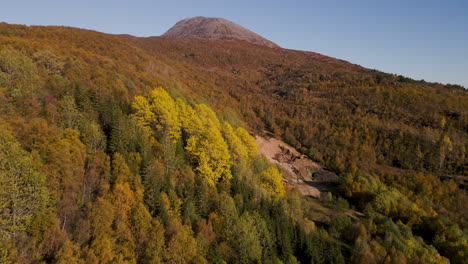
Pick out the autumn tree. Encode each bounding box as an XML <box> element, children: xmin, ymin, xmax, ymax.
<box><xmin>232</xmin><ymin>212</ymin><xmax>262</xmax><ymax>263</ymax></box>
<box><xmin>133</xmin><ymin>87</ymin><xmax>181</xmax><ymax>141</ymax></box>
<box><xmin>222</xmin><ymin>122</ymin><xmax>250</xmax><ymax>163</ymax></box>
<box><xmin>163</xmin><ymin>224</ymin><xmax>200</xmax><ymax>263</ymax></box>
<box><xmin>45</xmin><ymin>128</ymin><xmax>86</xmax><ymax>232</ymax></box>
<box><xmin>33</xmin><ymin>50</ymin><xmax>64</xmax><ymax>75</ymax></box>
<box><xmin>260</xmin><ymin>167</ymin><xmax>285</xmax><ymax>200</ymax></box>
<box><xmin>0</xmin><ymin>122</ymin><xmax>49</xmax><ymax>238</ymax></box>
<box><xmin>0</xmin><ymin>47</ymin><xmax>41</xmax><ymax>103</ymax></box>
<box><xmin>182</xmin><ymin>104</ymin><xmax>232</xmax><ymax>185</ymax></box>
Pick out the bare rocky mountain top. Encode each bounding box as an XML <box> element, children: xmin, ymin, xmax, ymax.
<box><xmin>162</xmin><ymin>16</ymin><xmax>280</xmax><ymax>48</ymax></box>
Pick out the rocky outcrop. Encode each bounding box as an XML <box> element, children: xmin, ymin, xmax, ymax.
<box><xmin>162</xmin><ymin>16</ymin><xmax>280</xmax><ymax>48</ymax></box>
<box><xmin>255</xmin><ymin>136</ymin><xmax>339</xmax><ymax>198</ymax></box>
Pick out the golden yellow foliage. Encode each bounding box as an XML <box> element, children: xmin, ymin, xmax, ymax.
<box><xmin>236</xmin><ymin>127</ymin><xmax>258</xmax><ymax>160</ymax></box>
<box><xmin>260</xmin><ymin>167</ymin><xmax>285</xmax><ymax>200</ymax></box>
<box><xmin>222</xmin><ymin>122</ymin><xmax>249</xmax><ymax>163</ymax></box>
<box><xmin>132</xmin><ymin>96</ymin><xmax>154</xmax><ymax>128</ymax></box>
<box><xmin>149</xmin><ymin>88</ymin><xmax>181</xmax><ymax>141</ymax></box>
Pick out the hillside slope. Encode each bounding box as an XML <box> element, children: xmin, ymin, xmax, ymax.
<box><xmin>0</xmin><ymin>22</ymin><xmax>466</xmax><ymax>263</ymax></box>
<box><xmin>125</xmin><ymin>34</ymin><xmax>467</xmax><ymax>186</ymax></box>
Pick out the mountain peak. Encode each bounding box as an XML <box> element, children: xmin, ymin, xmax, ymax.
<box><xmin>162</xmin><ymin>16</ymin><xmax>280</xmax><ymax>48</ymax></box>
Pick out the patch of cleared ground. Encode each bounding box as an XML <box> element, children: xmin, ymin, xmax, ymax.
<box><xmin>255</xmin><ymin>136</ymin><xmax>339</xmax><ymax>198</ymax></box>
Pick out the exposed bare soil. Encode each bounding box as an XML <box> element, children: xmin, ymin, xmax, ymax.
<box><xmin>255</xmin><ymin>136</ymin><xmax>339</xmax><ymax>198</ymax></box>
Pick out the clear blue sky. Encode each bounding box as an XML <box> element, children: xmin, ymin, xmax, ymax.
<box><xmin>2</xmin><ymin>0</ymin><xmax>467</xmax><ymax>87</ymax></box>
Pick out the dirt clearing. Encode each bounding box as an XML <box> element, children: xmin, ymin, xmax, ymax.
<box><xmin>255</xmin><ymin>136</ymin><xmax>340</xmax><ymax>198</ymax></box>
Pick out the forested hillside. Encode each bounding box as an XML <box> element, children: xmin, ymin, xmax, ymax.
<box><xmin>0</xmin><ymin>22</ymin><xmax>466</xmax><ymax>263</ymax></box>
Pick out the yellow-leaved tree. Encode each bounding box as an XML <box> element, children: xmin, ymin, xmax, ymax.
<box><xmin>88</xmin><ymin>153</ymin><xmax>153</xmax><ymax>264</ymax></box>
<box><xmin>131</xmin><ymin>96</ymin><xmax>154</xmax><ymax>131</ymax></box>
<box><xmin>134</xmin><ymin>88</ymin><xmax>233</xmax><ymax>185</ymax></box>
<box><xmin>222</xmin><ymin>122</ymin><xmax>250</xmax><ymax>163</ymax></box>
<box><xmin>132</xmin><ymin>87</ymin><xmax>181</xmax><ymax>141</ymax></box>
<box><xmin>132</xmin><ymin>87</ymin><xmax>286</xmax><ymax>198</ymax></box>
<box><xmin>236</xmin><ymin>126</ymin><xmax>258</xmax><ymax>160</ymax></box>
<box><xmin>0</xmin><ymin>121</ymin><xmax>49</xmax><ymax>238</ymax></box>
<box><xmin>260</xmin><ymin>167</ymin><xmax>285</xmax><ymax>200</ymax></box>
<box><xmin>182</xmin><ymin>104</ymin><xmax>232</xmax><ymax>185</ymax></box>
<box><xmin>149</xmin><ymin>88</ymin><xmax>181</xmax><ymax>141</ymax></box>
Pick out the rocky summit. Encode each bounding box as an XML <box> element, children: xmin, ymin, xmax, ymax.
<box><xmin>162</xmin><ymin>16</ymin><xmax>279</xmax><ymax>48</ymax></box>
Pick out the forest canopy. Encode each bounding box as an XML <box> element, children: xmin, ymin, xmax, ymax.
<box><xmin>0</xmin><ymin>23</ymin><xmax>466</xmax><ymax>263</ymax></box>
